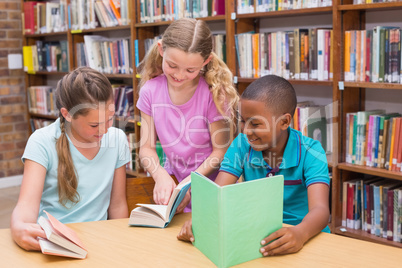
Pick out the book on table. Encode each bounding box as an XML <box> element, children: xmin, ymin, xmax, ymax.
<box><xmin>37</xmin><ymin>210</ymin><xmax>87</xmax><ymax>259</ymax></box>
<box><xmin>191</xmin><ymin>172</ymin><xmax>284</xmax><ymax>268</ymax></box>
<box><xmin>128</xmin><ymin>180</ymin><xmax>191</xmax><ymax>228</ymax></box>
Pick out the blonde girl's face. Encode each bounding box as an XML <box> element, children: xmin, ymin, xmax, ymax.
<box><xmin>63</xmin><ymin>99</ymin><xmax>115</xmax><ymax>146</ymax></box>
<box><xmin>158</xmin><ymin>43</ymin><xmax>211</xmax><ymax>90</ymax></box>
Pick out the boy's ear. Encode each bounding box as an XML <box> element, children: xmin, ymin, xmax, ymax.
<box><xmin>157</xmin><ymin>40</ymin><xmax>164</xmax><ymax>57</ymax></box>
<box><xmin>60</xmin><ymin>108</ymin><xmax>72</xmax><ymax>123</ymax></box>
<box><xmin>280</xmin><ymin>113</ymin><xmax>292</xmax><ymax>130</ymax></box>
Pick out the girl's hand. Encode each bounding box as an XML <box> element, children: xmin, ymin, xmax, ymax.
<box><xmin>176</xmin><ymin>190</ymin><xmax>191</xmax><ymax>214</ymax></box>
<box><xmin>153</xmin><ymin>175</ymin><xmax>177</xmax><ymax>205</ymax></box>
<box><xmin>177</xmin><ymin>219</ymin><xmax>194</xmax><ymax>242</ymax></box>
<box><xmin>11</xmin><ymin>222</ymin><xmax>46</xmax><ymax>251</ymax></box>
<box><xmin>259</xmin><ymin>226</ymin><xmax>307</xmax><ymax>256</ymax></box>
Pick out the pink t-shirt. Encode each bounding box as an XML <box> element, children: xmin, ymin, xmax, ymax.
<box><xmin>137</xmin><ymin>75</ymin><xmax>223</xmax><ymax>183</ymax></box>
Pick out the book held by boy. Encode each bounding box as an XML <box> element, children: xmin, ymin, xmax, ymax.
<box><xmin>37</xmin><ymin>210</ymin><xmax>87</xmax><ymax>259</ymax></box>
<box><xmin>128</xmin><ymin>180</ymin><xmax>191</xmax><ymax>228</ymax></box>
<box><xmin>191</xmin><ymin>172</ymin><xmax>284</xmax><ymax>268</ymax></box>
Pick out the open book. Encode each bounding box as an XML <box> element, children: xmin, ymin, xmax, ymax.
<box><xmin>191</xmin><ymin>172</ymin><xmax>284</xmax><ymax>268</ymax></box>
<box><xmin>37</xmin><ymin>210</ymin><xmax>87</xmax><ymax>259</ymax></box>
<box><xmin>128</xmin><ymin>180</ymin><xmax>191</xmax><ymax>228</ymax></box>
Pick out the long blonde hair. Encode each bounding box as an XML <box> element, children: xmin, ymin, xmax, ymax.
<box><xmin>55</xmin><ymin>67</ymin><xmax>113</xmax><ymax>207</ymax></box>
<box><xmin>138</xmin><ymin>18</ymin><xmax>239</xmax><ymax>120</ymax></box>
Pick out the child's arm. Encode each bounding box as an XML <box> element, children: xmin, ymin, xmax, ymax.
<box><xmin>139</xmin><ymin>111</ymin><xmax>176</xmax><ymax>205</ymax></box>
<box><xmin>259</xmin><ymin>183</ymin><xmax>330</xmax><ymax>256</ymax></box>
<box><xmin>11</xmin><ymin>160</ymin><xmax>47</xmax><ymax>251</ymax></box>
<box><xmin>176</xmin><ymin>119</ymin><xmax>231</xmax><ymax>212</ymax></box>
<box><xmin>108</xmin><ymin>165</ymin><xmax>128</xmax><ymax>219</ymax></box>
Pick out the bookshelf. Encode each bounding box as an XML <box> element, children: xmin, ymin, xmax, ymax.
<box><xmin>331</xmin><ymin>1</ymin><xmax>402</xmax><ymax>248</ymax></box>
<box><xmin>20</xmin><ymin>0</ymin><xmax>402</xmax><ymax>246</ymax></box>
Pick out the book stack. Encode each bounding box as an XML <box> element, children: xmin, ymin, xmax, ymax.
<box><xmin>27</xmin><ymin>86</ymin><xmax>58</xmax><ymax>116</ymax></box>
<box><xmin>23</xmin><ymin>41</ymin><xmax>69</xmax><ymax>73</ymax></box>
<box><xmin>293</xmin><ymin>102</ymin><xmax>333</xmax><ymax>154</ymax></box>
<box><xmin>237</xmin><ymin>0</ymin><xmax>333</xmax><ymax>14</ymax></box>
<box><xmin>83</xmin><ymin>35</ymin><xmax>132</xmax><ymax>74</ymax></box>
<box><xmin>235</xmin><ymin>28</ymin><xmax>333</xmax><ymax>80</ymax></box>
<box><xmin>23</xmin><ymin>0</ymin><xmax>68</xmax><ymax>35</ymax></box>
<box><xmin>344</xmin><ymin>27</ymin><xmax>402</xmax><ymax>84</ymax></box>
<box><xmin>113</xmin><ymin>84</ymin><xmax>134</xmax><ymax>118</ymax></box>
<box><xmin>139</xmin><ymin>0</ymin><xmax>225</xmax><ymax>23</ymax></box>
<box><xmin>345</xmin><ymin>111</ymin><xmax>402</xmax><ymax>172</ymax></box>
<box><xmin>342</xmin><ymin>177</ymin><xmax>402</xmax><ymax>243</ymax></box>
<box><xmin>70</xmin><ymin>0</ymin><xmax>130</xmax><ymax>30</ymax></box>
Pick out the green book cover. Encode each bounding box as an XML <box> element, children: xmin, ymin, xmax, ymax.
<box><xmin>191</xmin><ymin>172</ymin><xmax>284</xmax><ymax>268</ymax></box>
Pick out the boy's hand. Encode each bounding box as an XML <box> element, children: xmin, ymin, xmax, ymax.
<box><xmin>260</xmin><ymin>226</ymin><xmax>307</xmax><ymax>256</ymax></box>
<box><xmin>153</xmin><ymin>175</ymin><xmax>177</xmax><ymax>205</ymax></box>
<box><xmin>177</xmin><ymin>219</ymin><xmax>194</xmax><ymax>243</ymax></box>
<box><xmin>176</xmin><ymin>190</ymin><xmax>191</xmax><ymax>214</ymax></box>
<box><xmin>12</xmin><ymin>222</ymin><xmax>46</xmax><ymax>251</ymax></box>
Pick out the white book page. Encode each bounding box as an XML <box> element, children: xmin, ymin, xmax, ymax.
<box><xmin>38</xmin><ymin>238</ymin><xmax>84</xmax><ymax>259</ymax></box>
<box><xmin>137</xmin><ymin>204</ymin><xmax>168</xmax><ymax>221</ymax></box>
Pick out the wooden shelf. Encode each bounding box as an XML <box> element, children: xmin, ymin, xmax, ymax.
<box><xmin>29</xmin><ymin>113</ymin><xmax>58</xmax><ymax>120</ymax></box>
<box><xmin>236</xmin><ymin>7</ymin><xmax>332</xmax><ymax>19</ymax></box>
<box><xmin>114</xmin><ymin>117</ymin><xmax>136</xmax><ymax>124</ymax></box>
<box><xmin>126</xmin><ymin>169</ymin><xmax>147</xmax><ymax>177</ymax></box>
<box><xmin>333</xmin><ymin>227</ymin><xmax>402</xmax><ymax>248</ymax></box>
<box><xmin>134</xmin><ymin>16</ymin><xmax>225</xmax><ymax>27</ymax></box>
<box><xmin>72</xmin><ymin>25</ymin><xmax>131</xmax><ymax>34</ymax></box>
<box><xmin>104</xmin><ymin>73</ymin><xmax>133</xmax><ymax>79</ymax></box>
<box><xmin>338</xmin><ymin>163</ymin><xmax>402</xmax><ymax>181</ymax></box>
<box><xmin>343</xmin><ymin>82</ymin><xmax>402</xmax><ymax>90</ymax></box>
<box><xmin>338</xmin><ymin>2</ymin><xmax>402</xmax><ymax>11</ymax></box>
<box><xmin>237</xmin><ymin>77</ymin><xmax>333</xmax><ymax>86</ymax></box>
<box><xmin>23</xmin><ymin>31</ymin><xmax>68</xmax><ymax>38</ymax></box>
<box><xmin>27</xmin><ymin>71</ymin><xmax>68</xmax><ymax>76</ymax></box>
<box><xmin>197</xmin><ymin>15</ymin><xmax>225</xmax><ymax>21</ymax></box>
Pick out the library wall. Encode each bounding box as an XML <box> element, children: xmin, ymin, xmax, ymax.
<box><xmin>0</xmin><ymin>0</ymin><xmax>28</xmax><ymax>178</ymax></box>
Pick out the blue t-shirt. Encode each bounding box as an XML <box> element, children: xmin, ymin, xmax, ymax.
<box><xmin>22</xmin><ymin>118</ymin><xmax>131</xmax><ymax>223</ymax></box>
<box><xmin>220</xmin><ymin>128</ymin><xmax>330</xmax><ymax>232</ymax></box>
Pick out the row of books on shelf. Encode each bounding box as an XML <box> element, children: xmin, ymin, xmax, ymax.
<box><xmin>23</xmin><ymin>0</ymin><xmax>68</xmax><ymax>34</ymax></box>
<box><xmin>236</xmin><ymin>0</ymin><xmax>332</xmax><ymax>14</ymax></box>
<box><xmin>70</xmin><ymin>0</ymin><xmax>131</xmax><ymax>30</ymax></box>
<box><xmin>23</xmin><ymin>0</ymin><xmax>130</xmax><ymax>34</ymax></box>
<box><xmin>292</xmin><ymin>102</ymin><xmax>333</xmax><ymax>154</ymax></box>
<box><xmin>30</xmin><ymin>119</ymin><xmax>54</xmax><ymax>132</ymax></box>
<box><xmin>344</xmin><ymin>27</ymin><xmax>402</xmax><ymax>84</ymax></box>
<box><xmin>23</xmin><ymin>41</ymin><xmax>69</xmax><ymax>73</ymax></box>
<box><xmin>345</xmin><ymin>110</ymin><xmax>402</xmax><ymax>172</ymax></box>
<box><xmin>235</xmin><ymin>28</ymin><xmax>333</xmax><ymax>80</ymax></box>
<box><xmin>353</xmin><ymin>0</ymin><xmax>402</xmax><ymax>4</ymax></box>
<box><xmin>27</xmin><ymin>86</ymin><xmax>59</xmax><ymax>116</ymax></box>
<box><xmin>342</xmin><ymin>177</ymin><xmax>402</xmax><ymax>243</ymax></box>
<box><xmin>139</xmin><ymin>0</ymin><xmax>225</xmax><ymax>23</ymax></box>
<box><xmin>113</xmin><ymin>84</ymin><xmax>134</xmax><ymax>118</ymax></box>
<box><xmin>79</xmin><ymin>35</ymin><xmax>132</xmax><ymax>74</ymax></box>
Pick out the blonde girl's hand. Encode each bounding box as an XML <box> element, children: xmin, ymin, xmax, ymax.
<box><xmin>153</xmin><ymin>175</ymin><xmax>177</xmax><ymax>205</ymax></box>
<box><xmin>177</xmin><ymin>219</ymin><xmax>194</xmax><ymax>243</ymax></box>
<box><xmin>259</xmin><ymin>226</ymin><xmax>307</xmax><ymax>256</ymax></box>
<box><xmin>12</xmin><ymin>222</ymin><xmax>47</xmax><ymax>251</ymax></box>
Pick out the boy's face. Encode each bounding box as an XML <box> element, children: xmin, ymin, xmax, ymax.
<box><xmin>239</xmin><ymin>99</ymin><xmax>288</xmax><ymax>152</ymax></box>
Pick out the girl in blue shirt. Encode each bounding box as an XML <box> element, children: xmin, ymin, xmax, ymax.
<box><xmin>11</xmin><ymin>67</ymin><xmax>130</xmax><ymax>251</ymax></box>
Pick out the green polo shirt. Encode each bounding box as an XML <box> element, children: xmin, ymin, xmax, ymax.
<box><xmin>220</xmin><ymin>127</ymin><xmax>330</xmax><ymax>232</ymax></box>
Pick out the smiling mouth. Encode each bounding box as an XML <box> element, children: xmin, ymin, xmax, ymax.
<box><xmin>171</xmin><ymin>76</ymin><xmax>183</xmax><ymax>82</ymax></box>
<box><xmin>248</xmin><ymin>138</ymin><xmax>259</xmax><ymax>142</ymax></box>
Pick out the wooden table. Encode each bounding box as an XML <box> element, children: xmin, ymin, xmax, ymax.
<box><xmin>1</xmin><ymin>213</ymin><xmax>401</xmax><ymax>267</ymax></box>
